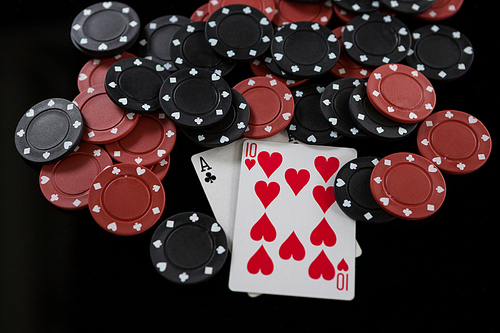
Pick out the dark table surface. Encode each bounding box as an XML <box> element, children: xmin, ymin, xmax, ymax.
<box><xmin>1</xmin><ymin>1</ymin><xmax>496</xmax><ymax>331</ymax></box>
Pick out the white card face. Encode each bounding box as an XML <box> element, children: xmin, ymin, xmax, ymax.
<box><xmin>229</xmin><ymin>140</ymin><xmax>357</xmax><ymax>300</ymax></box>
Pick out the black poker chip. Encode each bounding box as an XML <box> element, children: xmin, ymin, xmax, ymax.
<box><xmin>170</xmin><ymin>21</ymin><xmax>236</xmax><ymax>76</ymax></box>
<box><xmin>319</xmin><ymin>77</ymin><xmax>368</xmax><ymax>138</ymax></box>
<box><xmin>150</xmin><ymin>212</ymin><xmax>228</xmax><ymax>284</ymax></box>
<box><xmin>104</xmin><ymin>57</ymin><xmax>171</xmax><ymax>114</ymax></box>
<box><xmin>379</xmin><ymin>0</ymin><xmax>436</xmax><ymax>14</ymax></box>
<box><xmin>159</xmin><ymin>67</ymin><xmax>233</xmax><ymax>129</ymax></box>
<box><xmin>342</xmin><ymin>13</ymin><xmax>411</xmax><ymax>68</ymax></box>
<box><xmin>334</xmin><ymin>0</ymin><xmax>381</xmax><ymax>13</ymax></box>
<box><xmin>286</xmin><ymin>84</ymin><xmax>342</xmax><ymax>145</ymax></box>
<box><xmin>70</xmin><ymin>2</ymin><xmax>140</xmax><ymax>58</ymax></box>
<box><xmin>271</xmin><ymin>21</ymin><xmax>340</xmax><ymax>79</ymax></box>
<box><xmin>137</xmin><ymin>15</ymin><xmax>192</xmax><ymax>71</ymax></box>
<box><xmin>334</xmin><ymin>156</ymin><xmax>396</xmax><ymax>223</ymax></box>
<box><xmin>205</xmin><ymin>4</ymin><xmax>274</xmax><ymax>62</ymax></box>
<box><xmin>15</xmin><ymin>98</ymin><xmax>84</xmax><ymax>164</ymax></box>
<box><xmin>348</xmin><ymin>81</ymin><xmax>418</xmax><ymax>140</ymax></box>
<box><xmin>182</xmin><ymin>89</ymin><xmax>250</xmax><ymax>147</ymax></box>
<box><xmin>406</xmin><ymin>24</ymin><xmax>474</xmax><ymax>81</ymax></box>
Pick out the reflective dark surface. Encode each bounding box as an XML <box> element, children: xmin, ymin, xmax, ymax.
<box><xmin>1</xmin><ymin>1</ymin><xmax>496</xmax><ymax>331</ymax></box>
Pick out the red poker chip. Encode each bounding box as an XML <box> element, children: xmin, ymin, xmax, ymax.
<box><xmin>233</xmin><ymin>76</ymin><xmax>294</xmax><ymax>139</ymax></box>
<box><xmin>208</xmin><ymin>0</ymin><xmax>276</xmax><ymax>20</ymax></box>
<box><xmin>105</xmin><ymin>113</ymin><xmax>176</xmax><ymax>166</ymax></box>
<box><xmin>329</xmin><ymin>26</ymin><xmax>372</xmax><ymax>79</ymax></box>
<box><xmin>77</xmin><ymin>52</ymin><xmax>136</xmax><ymax>92</ymax></box>
<box><xmin>190</xmin><ymin>2</ymin><xmax>210</xmax><ymax>21</ymax></box>
<box><xmin>367</xmin><ymin>63</ymin><xmax>436</xmax><ymax>124</ymax></box>
<box><xmin>370</xmin><ymin>152</ymin><xmax>446</xmax><ymax>220</ymax></box>
<box><xmin>273</xmin><ymin>0</ymin><xmax>333</xmax><ymax>26</ymax></box>
<box><xmin>417</xmin><ymin>110</ymin><xmax>492</xmax><ymax>175</ymax></box>
<box><xmin>88</xmin><ymin>163</ymin><xmax>165</xmax><ymax>236</ymax></box>
<box><xmin>149</xmin><ymin>154</ymin><xmax>171</xmax><ymax>181</ymax></box>
<box><xmin>73</xmin><ymin>85</ymin><xmax>139</xmax><ymax>144</ymax></box>
<box><xmin>39</xmin><ymin>142</ymin><xmax>113</xmax><ymax>210</ymax></box>
<box><xmin>414</xmin><ymin>0</ymin><xmax>464</xmax><ymax>21</ymax></box>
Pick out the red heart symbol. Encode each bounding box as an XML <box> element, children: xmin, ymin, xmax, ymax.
<box><xmin>247</xmin><ymin>245</ymin><xmax>274</xmax><ymax>275</ymax></box>
<box><xmin>310</xmin><ymin>218</ymin><xmax>337</xmax><ymax>247</ymax></box>
<box><xmin>245</xmin><ymin>158</ymin><xmax>256</xmax><ymax>170</ymax></box>
<box><xmin>250</xmin><ymin>213</ymin><xmax>276</xmax><ymax>242</ymax></box>
<box><xmin>255</xmin><ymin>181</ymin><xmax>280</xmax><ymax>208</ymax></box>
<box><xmin>314</xmin><ymin>156</ymin><xmax>340</xmax><ymax>183</ymax></box>
<box><xmin>337</xmin><ymin>258</ymin><xmax>349</xmax><ymax>272</ymax></box>
<box><xmin>279</xmin><ymin>231</ymin><xmax>305</xmax><ymax>261</ymax></box>
<box><xmin>284</xmin><ymin>168</ymin><xmax>310</xmax><ymax>196</ymax></box>
<box><xmin>312</xmin><ymin>185</ymin><xmax>335</xmax><ymax>213</ymax></box>
<box><xmin>308</xmin><ymin>250</ymin><xmax>335</xmax><ymax>280</ymax></box>
<box><xmin>257</xmin><ymin>151</ymin><xmax>282</xmax><ymax>178</ymax></box>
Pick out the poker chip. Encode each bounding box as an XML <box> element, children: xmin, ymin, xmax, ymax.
<box><xmin>233</xmin><ymin>76</ymin><xmax>294</xmax><ymax>139</ymax></box>
<box><xmin>70</xmin><ymin>2</ymin><xmax>140</xmax><ymax>58</ymax></box>
<box><xmin>271</xmin><ymin>21</ymin><xmax>340</xmax><ymax>79</ymax></box>
<box><xmin>15</xmin><ymin>98</ymin><xmax>84</xmax><ymax>164</ymax></box>
<box><xmin>273</xmin><ymin>0</ymin><xmax>333</xmax><ymax>26</ymax></box>
<box><xmin>334</xmin><ymin>156</ymin><xmax>396</xmax><ymax>223</ymax></box>
<box><xmin>366</xmin><ymin>63</ymin><xmax>436</xmax><ymax>124</ymax></box>
<box><xmin>370</xmin><ymin>152</ymin><xmax>446</xmax><ymax>220</ymax></box>
<box><xmin>208</xmin><ymin>0</ymin><xmax>276</xmax><ymax>21</ymax></box>
<box><xmin>333</xmin><ymin>0</ymin><xmax>380</xmax><ymax>13</ymax></box>
<box><xmin>88</xmin><ymin>163</ymin><xmax>165</xmax><ymax>236</ymax></box>
<box><xmin>150</xmin><ymin>212</ymin><xmax>228</xmax><ymax>284</ymax></box>
<box><xmin>170</xmin><ymin>21</ymin><xmax>236</xmax><ymax>76</ymax></box>
<box><xmin>137</xmin><ymin>15</ymin><xmax>192</xmax><ymax>71</ymax></box>
<box><xmin>414</xmin><ymin>0</ymin><xmax>464</xmax><ymax>21</ymax></box>
<box><xmin>417</xmin><ymin>110</ymin><xmax>492</xmax><ymax>175</ymax></box>
<box><xmin>406</xmin><ymin>24</ymin><xmax>474</xmax><ymax>81</ymax></box>
<box><xmin>73</xmin><ymin>85</ymin><xmax>139</xmax><ymax>144</ymax></box>
<box><xmin>77</xmin><ymin>52</ymin><xmax>136</xmax><ymax>92</ymax></box>
<box><xmin>204</xmin><ymin>4</ymin><xmax>274</xmax><ymax>62</ymax></box>
<box><xmin>349</xmin><ymin>81</ymin><xmax>418</xmax><ymax>140</ymax></box>
<box><xmin>329</xmin><ymin>26</ymin><xmax>373</xmax><ymax>79</ymax></box>
<box><xmin>39</xmin><ymin>142</ymin><xmax>113</xmax><ymax>210</ymax></box>
<box><xmin>319</xmin><ymin>77</ymin><xmax>367</xmax><ymax>138</ymax></box>
<box><xmin>379</xmin><ymin>0</ymin><xmax>436</xmax><ymax>14</ymax></box>
<box><xmin>105</xmin><ymin>113</ymin><xmax>176</xmax><ymax>166</ymax></box>
<box><xmin>342</xmin><ymin>13</ymin><xmax>411</xmax><ymax>68</ymax></box>
<box><xmin>104</xmin><ymin>57</ymin><xmax>171</xmax><ymax>114</ymax></box>
<box><xmin>159</xmin><ymin>67</ymin><xmax>233</xmax><ymax>128</ymax></box>
<box><xmin>287</xmin><ymin>84</ymin><xmax>342</xmax><ymax>145</ymax></box>
<box><xmin>149</xmin><ymin>155</ymin><xmax>171</xmax><ymax>181</ymax></box>
<box><xmin>182</xmin><ymin>89</ymin><xmax>250</xmax><ymax>147</ymax></box>
<box><xmin>190</xmin><ymin>3</ymin><xmax>211</xmax><ymax>22</ymax></box>
<box><xmin>249</xmin><ymin>58</ymin><xmax>309</xmax><ymax>88</ymax></box>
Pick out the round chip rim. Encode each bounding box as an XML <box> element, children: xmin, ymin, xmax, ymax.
<box><xmin>379</xmin><ymin>0</ymin><xmax>436</xmax><ymax>14</ymax></box>
<box><xmin>150</xmin><ymin>211</ymin><xmax>228</xmax><ymax>284</ymax></box>
<box><xmin>39</xmin><ymin>142</ymin><xmax>113</xmax><ymax>210</ymax></box>
<box><xmin>182</xmin><ymin>89</ymin><xmax>250</xmax><ymax>148</ymax></box>
<box><xmin>334</xmin><ymin>156</ymin><xmax>396</xmax><ymax>223</ymax></box>
<box><xmin>104</xmin><ymin>57</ymin><xmax>171</xmax><ymax>114</ymax></box>
<box><xmin>233</xmin><ymin>76</ymin><xmax>294</xmax><ymax>139</ymax></box>
<box><xmin>104</xmin><ymin>112</ymin><xmax>176</xmax><ymax>166</ymax></box>
<box><xmin>414</xmin><ymin>0</ymin><xmax>464</xmax><ymax>21</ymax></box>
<box><xmin>319</xmin><ymin>77</ymin><xmax>368</xmax><ymax>138</ymax></box>
<box><xmin>159</xmin><ymin>67</ymin><xmax>233</xmax><ymax>128</ymax></box>
<box><xmin>190</xmin><ymin>3</ymin><xmax>211</xmax><ymax>22</ymax></box>
<box><xmin>416</xmin><ymin>110</ymin><xmax>492</xmax><ymax>175</ymax></box>
<box><xmin>70</xmin><ymin>1</ymin><xmax>140</xmax><ymax>58</ymax></box>
<box><xmin>249</xmin><ymin>58</ymin><xmax>309</xmax><ymax>88</ymax></box>
<box><xmin>334</xmin><ymin>0</ymin><xmax>381</xmax><ymax>13</ymax></box>
<box><xmin>342</xmin><ymin>12</ymin><xmax>412</xmax><ymax>68</ymax></box>
<box><xmin>15</xmin><ymin>98</ymin><xmax>84</xmax><ymax>164</ymax></box>
<box><xmin>88</xmin><ymin>163</ymin><xmax>165</xmax><ymax>236</ymax></box>
<box><xmin>406</xmin><ymin>24</ymin><xmax>474</xmax><ymax>81</ymax></box>
<box><xmin>366</xmin><ymin>63</ymin><xmax>436</xmax><ymax>124</ymax></box>
<box><xmin>149</xmin><ymin>154</ymin><xmax>171</xmax><ymax>181</ymax></box>
<box><xmin>272</xmin><ymin>0</ymin><xmax>333</xmax><ymax>26</ymax></box>
<box><xmin>271</xmin><ymin>21</ymin><xmax>340</xmax><ymax>79</ymax></box>
<box><xmin>204</xmin><ymin>4</ymin><xmax>274</xmax><ymax>62</ymax></box>
<box><xmin>370</xmin><ymin>152</ymin><xmax>446</xmax><ymax>220</ymax></box>
<box><xmin>208</xmin><ymin>0</ymin><xmax>276</xmax><ymax>21</ymax></box>
<box><xmin>287</xmin><ymin>83</ymin><xmax>343</xmax><ymax>145</ymax></box>
<box><xmin>349</xmin><ymin>80</ymin><xmax>418</xmax><ymax>140</ymax></box>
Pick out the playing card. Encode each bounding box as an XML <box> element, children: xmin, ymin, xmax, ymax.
<box><xmin>229</xmin><ymin>140</ymin><xmax>357</xmax><ymax>300</ymax></box>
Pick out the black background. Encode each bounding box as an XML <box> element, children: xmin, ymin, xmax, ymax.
<box><xmin>1</xmin><ymin>1</ymin><xmax>496</xmax><ymax>332</ymax></box>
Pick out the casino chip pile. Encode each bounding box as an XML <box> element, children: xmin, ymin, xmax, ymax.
<box><xmin>13</xmin><ymin>0</ymin><xmax>492</xmax><ymax>288</ymax></box>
